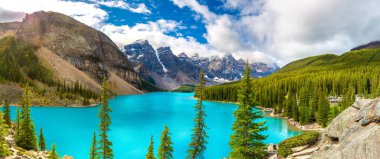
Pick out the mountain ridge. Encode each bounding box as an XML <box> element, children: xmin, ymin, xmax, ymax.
<box><xmin>123</xmin><ymin>39</ymin><xmax>279</xmax><ymax>90</ymax></box>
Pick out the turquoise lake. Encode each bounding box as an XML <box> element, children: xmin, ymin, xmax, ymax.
<box><xmin>10</xmin><ymin>92</ymin><xmax>301</xmax><ymax>158</ymax></box>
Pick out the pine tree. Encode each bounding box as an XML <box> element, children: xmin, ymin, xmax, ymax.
<box><xmin>3</xmin><ymin>99</ymin><xmax>11</xmax><ymax>127</ymax></box>
<box><xmin>15</xmin><ymin>104</ymin><xmax>21</xmax><ymax>139</ymax></box>
<box><xmin>98</xmin><ymin>79</ymin><xmax>113</xmax><ymax>159</ymax></box>
<box><xmin>89</xmin><ymin>132</ymin><xmax>98</xmax><ymax>159</ymax></box>
<box><xmin>158</xmin><ymin>125</ymin><xmax>173</xmax><ymax>159</ymax></box>
<box><xmin>39</xmin><ymin>128</ymin><xmax>46</xmax><ymax>151</ymax></box>
<box><xmin>146</xmin><ymin>135</ymin><xmax>155</xmax><ymax>159</ymax></box>
<box><xmin>0</xmin><ymin>112</ymin><xmax>10</xmax><ymax>157</ymax></box>
<box><xmin>317</xmin><ymin>91</ymin><xmax>329</xmax><ymax>127</ymax></box>
<box><xmin>15</xmin><ymin>85</ymin><xmax>37</xmax><ymax>150</ymax></box>
<box><xmin>187</xmin><ymin>70</ymin><xmax>208</xmax><ymax>159</ymax></box>
<box><xmin>49</xmin><ymin>144</ymin><xmax>60</xmax><ymax>159</ymax></box>
<box><xmin>229</xmin><ymin>63</ymin><xmax>268</xmax><ymax>159</ymax></box>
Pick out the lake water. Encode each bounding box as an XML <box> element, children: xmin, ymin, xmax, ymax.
<box><xmin>10</xmin><ymin>92</ymin><xmax>301</xmax><ymax>159</ymax></box>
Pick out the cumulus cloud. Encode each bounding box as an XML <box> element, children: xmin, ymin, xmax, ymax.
<box><xmin>173</xmin><ymin>0</ymin><xmax>380</xmax><ymax>66</ymax></box>
<box><xmin>2</xmin><ymin>0</ymin><xmax>380</xmax><ymax>66</ymax></box>
<box><xmin>171</xmin><ymin>0</ymin><xmax>217</xmax><ymax>22</ymax></box>
<box><xmin>93</xmin><ymin>0</ymin><xmax>151</xmax><ymax>14</ymax></box>
<box><xmin>100</xmin><ymin>20</ymin><xmax>221</xmax><ymax>58</ymax></box>
<box><xmin>0</xmin><ymin>0</ymin><xmax>108</xmax><ymax>28</ymax></box>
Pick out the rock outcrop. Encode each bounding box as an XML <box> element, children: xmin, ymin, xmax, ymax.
<box><xmin>307</xmin><ymin>98</ymin><xmax>380</xmax><ymax>159</ymax></box>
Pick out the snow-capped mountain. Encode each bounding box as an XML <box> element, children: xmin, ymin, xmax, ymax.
<box><xmin>123</xmin><ymin>40</ymin><xmax>279</xmax><ymax>90</ymax></box>
<box><xmin>123</xmin><ymin>41</ymin><xmax>200</xmax><ymax>90</ymax></box>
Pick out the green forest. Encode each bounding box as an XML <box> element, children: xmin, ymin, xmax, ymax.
<box><xmin>202</xmin><ymin>48</ymin><xmax>380</xmax><ymax>127</ymax></box>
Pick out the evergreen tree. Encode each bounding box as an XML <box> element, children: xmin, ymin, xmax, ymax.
<box><xmin>229</xmin><ymin>63</ymin><xmax>267</xmax><ymax>159</ymax></box>
<box><xmin>48</xmin><ymin>144</ymin><xmax>60</xmax><ymax>159</ymax></box>
<box><xmin>15</xmin><ymin>85</ymin><xmax>37</xmax><ymax>150</ymax></box>
<box><xmin>317</xmin><ymin>91</ymin><xmax>329</xmax><ymax>127</ymax></box>
<box><xmin>15</xmin><ymin>104</ymin><xmax>21</xmax><ymax>139</ymax></box>
<box><xmin>291</xmin><ymin>94</ymin><xmax>299</xmax><ymax>122</ymax></box>
<box><xmin>39</xmin><ymin>128</ymin><xmax>46</xmax><ymax>151</ymax></box>
<box><xmin>3</xmin><ymin>99</ymin><xmax>11</xmax><ymax>127</ymax></box>
<box><xmin>146</xmin><ymin>135</ymin><xmax>155</xmax><ymax>159</ymax></box>
<box><xmin>158</xmin><ymin>125</ymin><xmax>173</xmax><ymax>159</ymax></box>
<box><xmin>89</xmin><ymin>132</ymin><xmax>98</xmax><ymax>159</ymax></box>
<box><xmin>187</xmin><ymin>70</ymin><xmax>208</xmax><ymax>159</ymax></box>
<box><xmin>0</xmin><ymin>112</ymin><xmax>10</xmax><ymax>157</ymax></box>
<box><xmin>98</xmin><ymin>79</ymin><xmax>113</xmax><ymax>159</ymax></box>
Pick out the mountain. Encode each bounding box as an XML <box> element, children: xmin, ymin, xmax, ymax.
<box><xmin>351</xmin><ymin>41</ymin><xmax>380</xmax><ymax>51</ymax></box>
<box><xmin>0</xmin><ymin>11</ymin><xmax>146</xmax><ymax>105</ymax></box>
<box><xmin>123</xmin><ymin>40</ymin><xmax>278</xmax><ymax>89</ymax></box>
<box><xmin>124</xmin><ymin>41</ymin><xmax>199</xmax><ymax>90</ymax></box>
<box><xmin>189</xmin><ymin>53</ymin><xmax>278</xmax><ymax>81</ymax></box>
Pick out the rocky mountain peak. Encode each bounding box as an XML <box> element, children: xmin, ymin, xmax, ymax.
<box><xmin>351</xmin><ymin>41</ymin><xmax>380</xmax><ymax>51</ymax></box>
<box><xmin>191</xmin><ymin>53</ymin><xmax>200</xmax><ymax>60</ymax></box>
<box><xmin>134</xmin><ymin>39</ymin><xmax>149</xmax><ymax>45</ymax></box>
<box><xmin>157</xmin><ymin>47</ymin><xmax>173</xmax><ymax>55</ymax></box>
<box><xmin>13</xmin><ymin>11</ymin><xmax>143</xmax><ymax>94</ymax></box>
<box><xmin>122</xmin><ymin>39</ymin><xmax>279</xmax><ymax>88</ymax></box>
<box><xmin>178</xmin><ymin>52</ymin><xmax>188</xmax><ymax>58</ymax></box>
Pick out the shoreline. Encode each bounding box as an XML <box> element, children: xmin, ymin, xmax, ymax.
<box><xmin>200</xmin><ymin>98</ymin><xmax>324</xmax><ymax>132</ymax></box>
<box><xmin>259</xmin><ymin>107</ymin><xmax>325</xmax><ymax>131</ymax></box>
<box><xmin>3</xmin><ymin>103</ymin><xmax>99</xmax><ymax>108</ymax></box>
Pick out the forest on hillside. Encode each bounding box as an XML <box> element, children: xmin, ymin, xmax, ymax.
<box><xmin>202</xmin><ymin>48</ymin><xmax>380</xmax><ymax>127</ymax></box>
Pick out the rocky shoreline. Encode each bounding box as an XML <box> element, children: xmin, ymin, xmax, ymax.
<box><xmin>267</xmin><ymin>98</ymin><xmax>380</xmax><ymax>159</ymax></box>
<box><xmin>259</xmin><ymin>107</ymin><xmax>324</xmax><ymax>131</ymax></box>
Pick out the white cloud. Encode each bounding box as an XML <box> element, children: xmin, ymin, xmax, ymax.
<box><xmin>204</xmin><ymin>15</ymin><xmax>245</xmax><ymax>53</ymax></box>
<box><xmin>93</xmin><ymin>0</ymin><xmax>151</xmax><ymax>14</ymax></box>
<box><xmin>100</xmin><ymin>20</ymin><xmax>222</xmax><ymax>58</ymax></box>
<box><xmin>0</xmin><ymin>0</ymin><xmax>108</xmax><ymax>28</ymax></box>
<box><xmin>2</xmin><ymin>0</ymin><xmax>380</xmax><ymax>66</ymax></box>
<box><xmin>173</xmin><ymin>0</ymin><xmax>380</xmax><ymax>66</ymax></box>
<box><xmin>171</xmin><ymin>0</ymin><xmax>217</xmax><ymax>22</ymax></box>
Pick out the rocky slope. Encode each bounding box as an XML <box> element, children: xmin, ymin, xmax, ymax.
<box><xmin>286</xmin><ymin>98</ymin><xmax>380</xmax><ymax>159</ymax></box>
<box><xmin>0</xmin><ymin>11</ymin><xmax>148</xmax><ymax>105</ymax></box>
<box><xmin>123</xmin><ymin>40</ymin><xmax>278</xmax><ymax>89</ymax></box>
<box><xmin>15</xmin><ymin>11</ymin><xmax>141</xmax><ymax>93</ymax></box>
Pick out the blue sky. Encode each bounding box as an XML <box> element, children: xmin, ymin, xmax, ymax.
<box><xmin>1</xmin><ymin>0</ymin><xmax>380</xmax><ymax>66</ymax></box>
<box><xmin>98</xmin><ymin>0</ymin><xmax>209</xmax><ymax>43</ymax></box>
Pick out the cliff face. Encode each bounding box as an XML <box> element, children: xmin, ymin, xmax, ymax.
<box><xmin>14</xmin><ymin>11</ymin><xmax>142</xmax><ymax>94</ymax></box>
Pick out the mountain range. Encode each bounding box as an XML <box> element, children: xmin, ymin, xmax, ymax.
<box><xmin>123</xmin><ymin>40</ymin><xmax>279</xmax><ymax>90</ymax></box>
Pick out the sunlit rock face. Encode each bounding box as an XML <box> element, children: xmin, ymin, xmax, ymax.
<box><xmin>311</xmin><ymin>98</ymin><xmax>380</xmax><ymax>159</ymax></box>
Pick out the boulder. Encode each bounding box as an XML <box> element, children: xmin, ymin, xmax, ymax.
<box><xmin>325</xmin><ymin>106</ymin><xmax>358</xmax><ymax>139</ymax></box>
<box><xmin>355</xmin><ymin>98</ymin><xmax>380</xmax><ymax>126</ymax></box>
<box><xmin>310</xmin><ymin>97</ymin><xmax>380</xmax><ymax>159</ymax></box>
<box><xmin>268</xmin><ymin>143</ymin><xmax>277</xmax><ymax>152</ymax></box>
